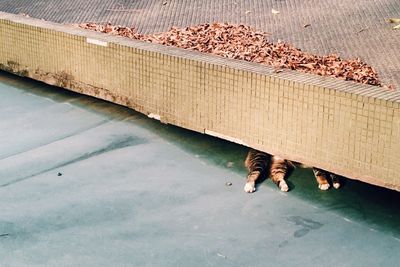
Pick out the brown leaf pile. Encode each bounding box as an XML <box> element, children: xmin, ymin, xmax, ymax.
<box><xmin>79</xmin><ymin>22</ymin><xmax>143</xmax><ymax>39</ymax></box>
<box><xmin>79</xmin><ymin>22</ymin><xmax>382</xmax><ymax>86</ymax></box>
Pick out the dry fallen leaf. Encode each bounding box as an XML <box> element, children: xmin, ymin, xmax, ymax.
<box><xmin>356</xmin><ymin>28</ymin><xmax>368</xmax><ymax>33</ymax></box>
<box><xmin>388</xmin><ymin>18</ymin><xmax>400</xmax><ymax>29</ymax></box>
<box><xmin>383</xmin><ymin>84</ymin><xmax>396</xmax><ymax>91</ymax></box>
<box><xmin>272</xmin><ymin>9</ymin><xmax>280</xmax><ymax>15</ymax></box>
<box><xmin>217</xmin><ymin>253</ymin><xmax>227</xmax><ymax>259</ymax></box>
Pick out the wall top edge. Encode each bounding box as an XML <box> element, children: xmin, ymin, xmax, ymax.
<box><xmin>1</xmin><ymin>11</ymin><xmax>399</xmax><ymax>103</ymax></box>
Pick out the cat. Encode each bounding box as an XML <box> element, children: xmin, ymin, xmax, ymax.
<box><xmin>244</xmin><ymin>149</ymin><xmax>340</xmax><ymax>193</ymax></box>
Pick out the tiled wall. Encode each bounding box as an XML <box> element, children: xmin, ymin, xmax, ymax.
<box><xmin>1</xmin><ymin>13</ymin><xmax>399</xmax><ymax>191</ymax></box>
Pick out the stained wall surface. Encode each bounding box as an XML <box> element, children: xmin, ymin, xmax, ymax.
<box><xmin>0</xmin><ymin>13</ymin><xmax>399</xmax><ymax>190</ymax></box>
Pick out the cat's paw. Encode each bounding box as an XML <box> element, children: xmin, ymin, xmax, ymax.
<box><xmin>318</xmin><ymin>183</ymin><xmax>330</xmax><ymax>190</ymax></box>
<box><xmin>244</xmin><ymin>182</ymin><xmax>256</xmax><ymax>193</ymax></box>
<box><xmin>333</xmin><ymin>182</ymin><xmax>341</xmax><ymax>189</ymax></box>
<box><xmin>279</xmin><ymin>180</ymin><xmax>289</xmax><ymax>192</ymax></box>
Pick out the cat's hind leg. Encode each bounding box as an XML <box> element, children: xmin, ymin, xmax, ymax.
<box><xmin>270</xmin><ymin>156</ymin><xmax>289</xmax><ymax>192</ymax></box>
<box><xmin>244</xmin><ymin>149</ymin><xmax>269</xmax><ymax>193</ymax></box>
<box><xmin>244</xmin><ymin>170</ymin><xmax>261</xmax><ymax>193</ymax></box>
<box><xmin>330</xmin><ymin>173</ymin><xmax>341</xmax><ymax>189</ymax></box>
<box><xmin>313</xmin><ymin>168</ymin><xmax>330</xmax><ymax>190</ymax></box>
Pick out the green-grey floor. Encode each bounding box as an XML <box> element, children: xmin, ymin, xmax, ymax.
<box><xmin>0</xmin><ymin>71</ymin><xmax>399</xmax><ymax>267</ymax></box>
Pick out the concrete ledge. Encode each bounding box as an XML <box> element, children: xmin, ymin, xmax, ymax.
<box><xmin>0</xmin><ymin>12</ymin><xmax>399</xmax><ymax>191</ymax></box>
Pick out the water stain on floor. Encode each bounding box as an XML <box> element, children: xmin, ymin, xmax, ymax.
<box><xmin>287</xmin><ymin>216</ymin><xmax>323</xmax><ymax>238</ymax></box>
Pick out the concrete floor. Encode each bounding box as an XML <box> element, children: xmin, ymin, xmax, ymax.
<box><xmin>0</xmin><ymin>71</ymin><xmax>399</xmax><ymax>267</ymax></box>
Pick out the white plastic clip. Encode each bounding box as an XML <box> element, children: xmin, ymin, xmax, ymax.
<box><xmin>86</xmin><ymin>38</ymin><xmax>108</xmax><ymax>47</ymax></box>
<box><xmin>148</xmin><ymin>113</ymin><xmax>161</xmax><ymax>121</ymax></box>
<box><xmin>205</xmin><ymin>130</ymin><xmax>248</xmax><ymax>146</ymax></box>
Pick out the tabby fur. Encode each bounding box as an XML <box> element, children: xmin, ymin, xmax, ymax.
<box><xmin>244</xmin><ymin>149</ymin><xmax>340</xmax><ymax>193</ymax></box>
